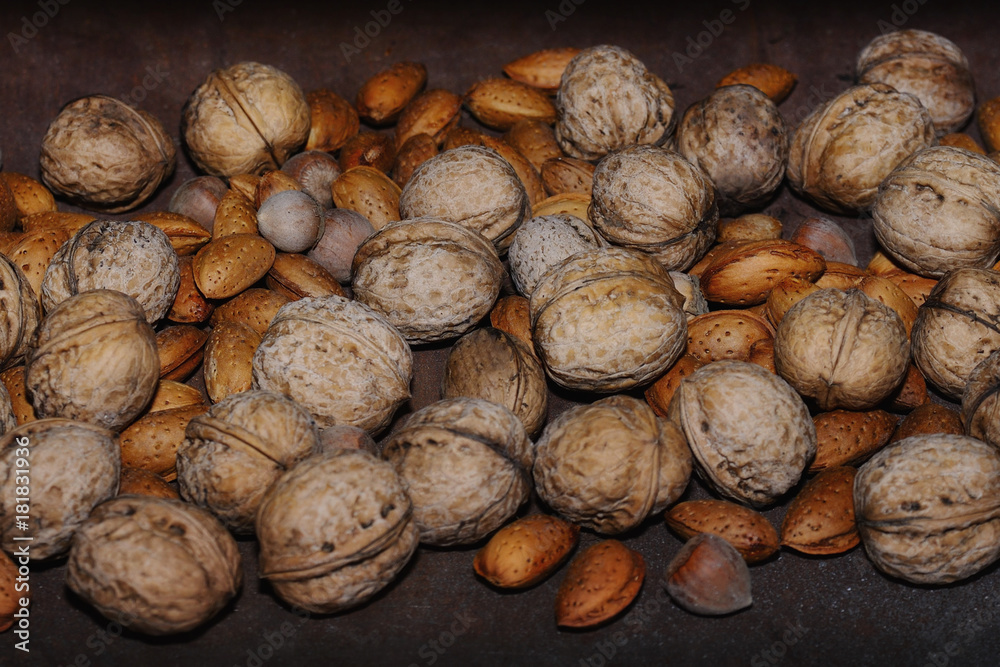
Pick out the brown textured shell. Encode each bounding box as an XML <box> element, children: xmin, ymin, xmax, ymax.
<box><xmin>41</xmin><ymin>220</ymin><xmax>181</xmax><ymax>322</ymax></box>
<box><xmin>530</xmin><ymin>247</ymin><xmax>687</xmax><ymax>392</ymax></box>
<box><xmin>209</xmin><ymin>287</ymin><xmax>290</xmax><ymax>337</ymax></box>
<box><xmin>441</xmin><ymin>327</ymin><xmax>548</xmax><ymax>437</ymax></box>
<box><xmin>252</xmin><ymin>296</ymin><xmax>412</xmax><ymax>433</ymax></box>
<box><xmin>872</xmin><ymin>146</ymin><xmax>1000</xmax><ymax>277</ymax></box>
<box><xmin>856</xmin><ymin>29</ymin><xmax>975</xmax><ymax>135</ymax></box>
<box><xmin>854</xmin><ymin>434</ymin><xmax>1000</xmax><ymax>584</ymax></box>
<box><xmin>182</xmin><ymin>62</ymin><xmax>310</xmax><ymax>178</ymax></box>
<box><xmin>119</xmin><ymin>405</ymin><xmax>209</xmax><ymax>480</ymax></box>
<box><xmin>0</xmin><ymin>366</ymin><xmax>36</xmax><ymax>425</ymax></box>
<box><xmin>685</xmin><ymin>310</ymin><xmax>774</xmax><ymax>364</ymax></box>
<box><xmin>589</xmin><ymin>145</ymin><xmax>718</xmax><ymax>271</ymax></box>
<box><xmin>0</xmin><ymin>254</ymin><xmax>39</xmax><ymax>369</ymax></box>
<box><xmin>382</xmin><ymin>398</ymin><xmax>532</xmax><ymax>546</ymax></box>
<box><xmin>167</xmin><ymin>255</ymin><xmax>214</xmax><ymax>324</ymax></box>
<box><xmin>176</xmin><ymin>391</ymin><xmax>319</xmax><ymax>534</ymax></box>
<box><xmin>40</xmin><ymin>95</ymin><xmax>175</xmax><ymax>212</ymax></box>
<box><xmin>508</xmin><ymin>214</ymin><xmax>606</xmax><ymax>297</ymax></box>
<box><xmin>963</xmin><ymin>350</ymin><xmax>1000</xmax><ymax>448</ymax></box>
<box><xmin>555</xmin><ymin>45</ymin><xmax>675</xmax><ymax>160</ymax></box>
<box><xmin>118</xmin><ymin>467</ymin><xmax>178</xmax><ymax>500</ymax></box>
<box><xmin>203</xmin><ymin>321</ymin><xmax>260</xmax><ymax>404</ymax></box>
<box><xmin>676</xmin><ymin>85</ymin><xmax>789</xmax><ymax>215</ymax></box>
<box><xmin>256</xmin><ymin>449</ymin><xmax>417</xmax><ymax>613</ymax></box>
<box><xmin>533</xmin><ymin>395</ymin><xmax>691</xmax><ymax>534</ymax></box>
<box><xmin>352</xmin><ymin>218</ymin><xmax>503</xmax><ymax>343</ymax></box>
<box><xmin>6</xmin><ymin>229</ymin><xmax>72</xmax><ymax>298</ymax></box>
<box><xmin>26</xmin><ymin>290</ymin><xmax>159</xmax><ymax>431</ymax></box>
<box><xmin>0</xmin><ymin>419</ymin><xmax>119</xmax><ymax>559</ymax></box>
<box><xmin>787</xmin><ymin>84</ymin><xmax>936</xmax><ymax>213</ymax></box>
<box><xmin>394</xmin><ymin>89</ymin><xmax>462</xmax><ymax>149</ymax></box>
<box><xmin>66</xmin><ymin>495</ymin><xmax>242</xmax><ymax>634</ymax></box>
<box><xmin>668</xmin><ymin>360</ymin><xmax>816</xmax><ymax>507</ymax></box>
<box><xmin>775</xmin><ymin>289</ymin><xmax>910</xmax><ymax>410</ymax></box>
<box><xmin>192</xmin><ymin>234</ymin><xmax>276</xmax><ymax>300</ymax></box>
<box><xmin>266</xmin><ymin>253</ymin><xmax>344</xmax><ymax>301</ymax></box>
<box><xmin>131</xmin><ymin>211</ymin><xmax>212</xmax><ymax>256</ymax></box>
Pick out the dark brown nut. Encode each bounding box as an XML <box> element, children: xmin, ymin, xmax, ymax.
<box><xmin>391</xmin><ymin>133</ymin><xmax>438</xmax><ymax>188</ymax></box>
<box><xmin>442</xmin><ymin>327</ymin><xmax>548</xmax><ymax>437</ymax></box>
<box><xmin>280</xmin><ymin>150</ymin><xmax>340</xmax><ymax>209</ymax></box>
<box><xmin>156</xmin><ymin>325</ymin><xmax>208</xmax><ymax>381</ymax></box>
<box><xmin>856</xmin><ymin>29</ymin><xmax>975</xmax><ymax>135</ymax></box>
<box><xmin>790</xmin><ymin>217</ymin><xmax>858</xmax><ymax>266</ymax></box>
<box><xmin>203</xmin><ymin>320</ymin><xmax>261</xmax><ymax>404</ymax></box>
<box><xmin>787</xmin><ymin>84</ymin><xmax>935</xmax><ymax>213</ymax></box>
<box><xmin>266</xmin><ymin>252</ymin><xmax>345</xmax><ymax>301</ymax></box>
<box><xmin>394</xmin><ymin>89</ymin><xmax>462</xmax><ymax>149</ymax></box>
<box><xmin>530</xmin><ymin>247</ymin><xmax>687</xmax><ymax>392</ymax></box>
<box><xmin>256</xmin><ymin>449</ymin><xmax>418</xmax><ymax>613</ymax></box>
<box><xmin>893</xmin><ymin>402</ymin><xmax>963</xmax><ymax>444</ymax></box>
<box><xmin>26</xmin><ymin>290</ymin><xmax>158</xmax><ymax>431</ymax></box>
<box><xmin>981</xmin><ymin>100</ymin><xmax>1000</xmax><ymax>154</ymax></box>
<box><xmin>0</xmin><ymin>419</ymin><xmax>119</xmax><ymax>559</ymax></box>
<box><xmin>0</xmin><ymin>254</ymin><xmax>39</xmax><ymax>369</ymax></box>
<box><xmin>911</xmin><ymin>268</ymin><xmax>1000</xmax><ymax>399</ymax></box>
<box><xmin>504</xmin><ymin>120</ymin><xmax>564</xmax><ymax>172</ymax></box>
<box><xmin>41</xmin><ymin>220</ymin><xmax>181</xmax><ymax>323</ymax></box>
<box><xmin>665</xmin><ymin>499</ymin><xmax>779</xmax><ymax>563</ymax></box>
<box><xmin>399</xmin><ymin>145</ymin><xmax>529</xmax><ymax>253</ymax></box>
<box><xmin>182</xmin><ymin>62</ymin><xmax>310</xmax><ymax>177</ymax></box>
<box><xmin>177</xmin><ymin>390</ymin><xmax>319</xmax><ymax>534</ymax></box>
<box><xmin>474</xmin><ymin>514</ymin><xmax>579</xmax><ymax>589</ymax></box>
<box><xmin>873</xmin><ymin>147</ymin><xmax>1000</xmax><ymax>277</ymax></box>
<box><xmin>339</xmin><ymin>132</ymin><xmax>396</xmax><ymax>173</ymax></box>
<box><xmin>855</xmin><ymin>434</ymin><xmax>1000</xmax><ymax>584</ymax></box>
<box><xmin>590</xmin><ymin>145</ymin><xmax>717</xmax><ymax>271</ymax></box>
<box><xmin>669</xmin><ymin>272</ymin><xmax>709</xmax><ymax>321</ymax></box>
<box><xmin>383</xmin><ymin>398</ymin><xmax>532</xmax><ymax>546</ymax></box>
<box><xmin>780</xmin><ymin>466</ymin><xmax>860</xmax><ymax>555</ymax></box>
<box><xmin>555</xmin><ymin>45</ymin><xmax>675</xmax><ymax>160</ymax></box>
<box><xmin>356</xmin><ymin>61</ymin><xmax>427</xmax><ymax>125</ymax></box>
<box><xmin>811</xmin><ymin>409</ymin><xmax>897</xmax><ymax>472</ymax></box>
<box><xmin>962</xmin><ymin>351</ymin><xmax>1000</xmax><ymax>447</ymax></box>
<box><xmin>884</xmin><ymin>363</ymin><xmax>930</xmax><ymax>412</ymax></box>
<box><xmin>40</xmin><ymin>95</ymin><xmax>175</xmax><ymax>212</ymax></box>
<box><xmin>669</xmin><ymin>360</ymin><xmax>816</xmax><ymax>507</ymax></box>
<box><xmin>252</xmin><ymin>296</ymin><xmax>412</xmax><ymax>433</ymax></box>
<box><xmin>118</xmin><ymin>467</ymin><xmax>179</xmax><ymax>500</ymax></box>
<box><xmin>0</xmin><ymin>550</ymin><xmax>26</xmax><ymax>631</ymax></box>
<box><xmin>534</xmin><ymin>395</ymin><xmax>691</xmax><ymax>534</ymax></box>
<box><xmin>316</xmin><ymin>425</ymin><xmax>379</xmax><ymax>456</ymax></box>
<box><xmin>775</xmin><ymin>289</ymin><xmax>909</xmax><ymax>411</ymax></box>
<box><xmin>168</xmin><ymin>175</ymin><xmax>228</xmax><ymax>231</ymax></box>
<box><xmin>0</xmin><ymin>366</ymin><xmax>36</xmax><ymax>426</ymax></box>
<box><xmin>352</xmin><ymin>219</ymin><xmax>503</xmax><ymax>343</ymax></box>
<box><xmin>508</xmin><ymin>213</ymin><xmax>605</xmax><ymax>297</ymax></box>
<box><xmin>67</xmin><ymin>495</ymin><xmax>242</xmax><ymax>634</ymax></box>
<box><xmin>676</xmin><ymin>85</ymin><xmax>789</xmax><ymax>216</ymax></box>
<box><xmin>307</xmin><ymin>209</ymin><xmax>375</xmax><ymax>284</ymax></box>
<box><xmin>256</xmin><ymin>190</ymin><xmax>325</xmax><ymax>253</ymax></box>
<box><xmin>490</xmin><ymin>295</ymin><xmax>533</xmax><ymax>349</ymax></box>
<box><xmin>168</xmin><ymin>255</ymin><xmax>214</xmax><ymax>324</ymax></box>
<box><xmin>540</xmin><ymin>156</ymin><xmax>594</xmax><ymax>197</ymax></box>
<box><xmin>305</xmin><ymin>89</ymin><xmax>360</xmax><ymax>153</ymax></box>
<box><xmin>555</xmin><ymin>540</ymin><xmax>645</xmax><ymax>628</ymax></box>
<box><xmin>665</xmin><ymin>533</ymin><xmax>752</xmax><ymax>616</ymax></box>
<box><xmin>209</xmin><ymin>287</ymin><xmax>290</xmax><ymax>337</ymax></box>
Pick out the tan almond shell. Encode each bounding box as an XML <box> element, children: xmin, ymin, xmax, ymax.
<box><xmin>810</xmin><ymin>409</ymin><xmax>897</xmax><ymax>472</ymax></box>
<box><xmin>503</xmin><ymin>47</ymin><xmax>582</xmax><ymax>94</ymax></box>
<box><xmin>192</xmin><ymin>233</ymin><xmax>276</xmax><ymax>300</ymax></box>
<box><xmin>356</xmin><ymin>61</ymin><xmax>427</xmax><ymax>125</ymax></box>
<box><xmin>554</xmin><ymin>540</ymin><xmax>645</xmax><ymax>628</ymax></box>
<box><xmin>5</xmin><ymin>228</ymin><xmax>73</xmax><ymax>298</ymax></box>
<box><xmin>118</xmin><ymin>467</ymin><xmax>179</xmax><ymax>500</ymax></box>
<box><xmin>209</xmin><ymin>288</ymin><xmax>290</xmax><ymax>337</ymax></box>
<box><xmin>212</xmin><ymin>189</ymin><xmax>259</xmax><ymax>239</ymax></box>
<box><xmin>119</xmin><ymin>404</ymin><xmax>210</xmax><ymax>480</ymax></box>
<box><xmin>306</xmin><ymin>89</ymin><xmax>360</xmax><ymax>153</ymax></box>
<box><xmin>394</xmin><ymin>89</ymin><xmax>462</xmax><ymax>150</ymax></box>
<box><xmin>148</xmin><ymin>379</ymin><xmax>206</xmax><ymax>413</ymax></box>
<box><xmin>780</xmin><ymin>466</ymin><xmax>860</xmax><ymax>555</ymax></box>
<box><xmin>0</xmin><ymin>366</ymin><xmax>36</xmax><ymax>425</ymax></box>
<box><xmin>464</xmin><ymin>77</ymin><xmax>557</xmax><ymax>130</ymax></box>
<box><xmin>0</xmin><ymin>172</ymin><xmax>56</xmax><ymax>219</ymax></box>
<box><xmin>504</xmin><ymin>120</ymin><xmax>564</xmax><ymax>172</ymax></box>
<box><xmin>392</xmin><ymin>133</ymin><xmax>438</xmax><ymax>188</ymax></box>
<box><xmin>131</xmin><ymin>211</ymin><xmax>212</xmax><ymax>256</ymax></box>
<box><xmin>473</xmin><ymin>514</ymin><xmax>580</xmax><ymax>589</ymax></box>
<box><xmin>893</xmin><ymin>402</ymin><xmax>964</xmax><ymax>443</ymax></box>
<box><xmin>156</xmin><ymin>325</ymin><xmax>208</xmax><ymax>381</ymax></box>
<box><xmin>665</xmin><ymin>499</ymin><xmax>779</xmax><ymax>563</ymax></box>
<box><xmin>167</xmin><ymin>255</ymin><xmax>214</xmax><ymax>324</ymax></box>
<box><xmin>699</xmin><ymin>239</ymin><xmax>826</xmax><ymax>307</ymax></box>
<box><xmin>716</xmin><ymin>63</ymin><xmax>797</xmax><ymax>104</ymax></box>
<box><xmin>266</xmin><ymin>253</ymin><xmax>345</xmax><ymax>301</ymax></box>
<box><xmin>685</xmin><ymin>309</ymin><xmax>774</xmax><ymax>364</ymax></box>
<box><xmin>203</xmin><ymin>320</ymin><xmax>262</xmax><ymax>405</ymax></box>
<box><xmin>331</xmin><ymin>165</ymin><xmax>401</xmax><ymax>231</ymax></box>
<box><xmin>644</xmin><ymin>354</ymin><xmax>706</xmax><ymax>418</ymax></box>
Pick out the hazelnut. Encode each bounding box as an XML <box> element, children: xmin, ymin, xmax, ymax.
<box><xmin>168</xmin><ymin>176</ymin><xmax>227</xmax><ymax>232</ymax></box>
<box><xmin>254</xmin><ymin>170</ymin><xmax>301</xmax><ymax>208</ymax></box>
<box><xmin>664</xmin><ymin>533</ymin><xmax>752</xmax><ymax>616</ymax></box>
<box><xmin>256</xmin><ymin>190</ymin><xmax>325</xmax><ymax>253</ymax></box>
<box><xmin>281</xmin><ymin>150</ymin><xmax>341</xmax><ymax>208</ymax></box>
<box><xmin>307</xmin><ymin>208</ymin><xmax>375</xmax><ymax>284</ymax></box>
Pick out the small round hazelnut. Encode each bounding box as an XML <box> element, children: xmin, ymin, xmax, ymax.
<box><xmin>664</xmin><ymin>533</ymin><xmax>752</xmax><ymax>616</ymax></box>
<box><xmin>254</xmin><ymin>170</ymin><xmax>301</xmax><ymax>208</ymax></box>
<box><xmin>168</xmin><ymin>176</ymin><xmax>227</xmax><ymax>232</ymax></box>
<box><xmin>307</xmin><ymin>209</ymin><xmax>375</xmax><ymax>283</ymax></box>
<box><xmin>281</xmin><ymin>150</ymin><xmax>341</xmax><ymax>208</ymax></box>
<box><xmin>256</xmin><ymin>190</ymin><xmax>325</xmax><ymax>253</ymax></box>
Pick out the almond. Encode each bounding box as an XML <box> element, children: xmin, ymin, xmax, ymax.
<box><xmin>938</xmin><ymin>132</ymin><xmax>986</xmax><ymax>154</ymax></box>
<box><xmin>148</xmin><ymin>379</ymin><xmax>206</xmax><ymax>413</ymax></box>
<box><xmin>356</xmin><ymin>61</ymin><xmax>428</xmax><ymax>125</ymax></box>
<box><xmin>474</xmin><ymin>514</ymin><xmax>579</xmax><ymax>589</ymax></box>
<box><xmin>716</xmin><ymin>63</ymin><xmax>797</xmax><ymax>103</ymax></box>
<box><xmin>20</xmin><ymin>211</ymin><xmax>94</xmax><ymax>235</ymax></box>
<box><xmin>716</xmin><ymin>214</ymin><xmax>782</xmax><ymax>244</ymax></box>
<box><xmin>814</xmin><ymin>262</ymin><xmax>867</xmax><ymax>290</ymax></box>
<box><xmin>890</xmin><ymin>402</ymin><xmax>964</xmax><ymax>443</ymax></box>
<box><xmin>0</xmin><ymin>179</ymin><xmax>17</xmax><ymax>232</ymax></box>
<box><xmin>765</xmin><ymin>276</ymin><xmax>820</xmax><ymax>326</ymax></box>
<box><xmin>747</xmin><ymin>338</ymin><xmax>776</xmax><ymax>373</ymax></box>
<box><xmin>212</xmin><ymin>189</ymin><xmax>258</xmax><ymax>239</ymax></box>
<box><xmin>168</xmin><ymin>255</ymin><xmax>215</xmax><ymax>324</ymax></box>
<box><xmin>228</xmin><ymin>174</ymin><xmax>261</xmax><ymax>203</ymax></box>
<box><xmin>209</xmin><ymin>287</ymin><xmax>290</xmax><ymax>336</ymax></box>
<box><xmin>977</xmin><ymin>96</ymin><xmax>1000</xmax><ymax>153</ymax></box>
<box><xmin>443</xmin><ymin>128</ymin><xmax>546</xmax><ymax>207</ymax></box>
<box><xmin>395</xmin><ymin>89</ymin><xmax>462</xmax><ymax>149</ymax></box>
<box><xmin>699</xmin><ymin>239</ymin><xmax>826</xmax><ymax>306</ymax></box>
<box><xmin>0</xmin><ymin>172</ymin><xmax>56</xmax><ymax>218</ymax></box>
<box><xmin>645</xmin><ymin>354</ymin><xmax>705</xmax><ymax>418</ymax></box>
<box><xmin>6</xmin><ymin>228</ymin><xmax>72</xmax><ymax>297</ymax></box>
<box><xmin>133</xmin><ymin>210</ymin><xmax>212</xmax><ymax>256</ymax></box>
<box><xmin>810</xmin><ymin>409</ymin><xmax>897</xmax><ymax>473</ymax></box>
<box><xmin>306</xmin><ymin>89</ymin><xmax>360</xmax><ymax>153</ymax></box>
<box><xmin>554</xmin><ymin>540</ymin><xmax>644</xmax><ymax>628</ymax></box>
<box><xmin>331</xmin><ymin>166</ymin><xmax>401</xmax><ymax>230</ymax></box>
<box><xmin>0</xmin><ymin>366</ymin><xmax>35</xmax><ymax>425</ymax></box>
<box><xmin>880</xmin><ymin>268</ymin><xmax>937</xmax><ymax>307</ymax></box>
<box><xmin>540</xmin><ymin>156</ymin><xmax>594</xmax><ymax>196</ymax></box>
<box><xmin>664</xmin><ymin>533</ymin><xmax>752</xmax><ymax>616</ymax></box>
<box><xmin>504</xmin><ymin>120</ymin><xmax>564</xmax><ymax>172</ymax></box>
<box><xmin>503</xmin><ymin>47</ymin><xmax>581</xmax><ymax>94</ymax></box>
<box><xmin>266</xmin><ymin>252</ymin><xmax>345</xmax><ymax>300</ymax></box>
<box><xmin>119</xmin><ymin>467</ymin><xmax>179</xmax><ymax>500</ymax></box>
<box><xmin>464</xmin><ymin>77</ymin><xmax>557</xmax><ymax>131</ymax></box>
<box><xmin>0</xmin><ymin>550</ymin><xmax>24</xmax><ymax>632</ymax></box>
<box><xmin>856</xmin><ymin>275</ymin><xmax>918</xmax><ymax>335</ymax></box>
<box><xmin>883</xmin><ymin>363</ymin><xmax>929</xmax><ymax>412</ymax></box>
<box><xmin>203</xmin><ymin>319</ymin><xmax>261</xmax><ymax>404</ymax></box>
<box><xmin>686</xmin><ymin>309</ymin><xmax>773</xmax><ymax>363</ymax></box>
<box><xmin>687</xmin><ymin>241</ymin><xmax>748</xmax><ymax>280</ymax></box>
<box><xmin>0</xmin><ymin>232</ymin><xmax>24</xmax><ymax>255</ymax></box>
<box><xmin>339</xmin><ymin>132</ymin><xmax>396</xmax><ymax>173</ymax></box>
<box><xmin>392</xmin><ymin>133</ymin><xmax>438</xmax><ymax>188</ymax></box>
<box><xmin>490</xmin><ymin>295</ymin><xmax>533</xmax><ymax>349</ymax></box>
<box><xmin>192</xmin><ymin>233</ymin><xmax>276</xmax><ymax>300</ymax></box>
<box><xmin>790</xmin><ymin>217</ymin><xmax>857</xmax><ymax>266</ymax></box>
<box><xmin>865</xmin><ymin>250</ymin><xmax>899</xmax><ymax>275</ymax></box>
<box><xmin>254</xmin><ymin>170</ymin><xmax>301</xmax><ymax>208</ymax></box>
<box><xmin>531</xmin><ymin>192</ymin><xmax>591</xmax><ymax>224</ymax></box>
<box><xmin>119</xmin><ymin>404</ymin><xmax>209</xmax><ymax>480</ymax></box>
<box><xmin>665</xmin><ymin>499</ymin><xmax>778</xmax><ymax>563</ymax></box>
<box><xmin>156</xmin><ymin>325</ymin><xmax>209</xmax><ymax>381</ymax></box>
<box><xmin>780</xmin><ymin>466</ymin><xmax>859</xmax><ymax>555</ymax></box>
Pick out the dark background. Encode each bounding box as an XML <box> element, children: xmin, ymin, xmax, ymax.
<box><xmin>2</xmin><ymin>0</ymin><xmax>999</xmax><ymax>665</ymax></box>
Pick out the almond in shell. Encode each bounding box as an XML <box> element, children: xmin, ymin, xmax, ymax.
<box><xmin>132</xmin><ymin>211</ymin><xmax>212</xmax><ymax>256</ymax></box>
<box><xmin>212</xmin><ymin>189</ymin><xmax>258</xmax><ymax>239</ymax></box>
<box><xmin>464</xmin><ymin>78</ymin><xmax>557</xmax><ymax>131</ymax></box>
<box><xmin>5</xmin><ymin>229</ymin><xmax>72</xmax><ymax>297</ymax></box>
<box><xmin>686</xmin><ymin>310</ymin><xmax>773</xmax><ymax>363</ymax></box>
<box><xmin>118</xmin><ymin>467</ymin><xmax>179</xmax><ymax>500</ymax></box>
<box><xmin>0</xmin><ymin>172</ymin><xmax>56</xmax><ymax>218</ymax></box>
<box><xmin>665</xmin><ymin>499</ymin><xmax>778</xmax><ymax>563</ymax></box>
<box><xmin>0</xmin><ymin>551</ymin><xmax>25</xmax><ymax>632</ymax></box>
<box><xmin>490</xmin><ymin>295</ymin><xmax>533</xmax><ymax>350</ymax></box>
<box><xmin>939</xmin><ymin>132</ymin><xmax>985</xmax><ymax>154</ymax></box>
<box><xmin>503</xmin><ymin>47</ymin><xmax>581</xmax><ymax>94</ymax></box>
<box><xmin>119</xmin><ymin>404</ymin><xmax>209</xmax><ymax>480</ymax></box>
<box><xmin>883</xmin><ymin>363</ymin><xmax>929</xmax><ymax>412</ymax></box>
<box><xmin>890</xmin><ymin>402</ymin><xmax>964</xmax><ymax>442</ymax></box>
<box><xmin>356</xmin><ymin>61</ymin><xmax>427</xmax><ymax>125</ymax></box>
<box><xmin>814</xmin><ymin>262</ymin><xmax>867</xmax><ymax>290</ymax></box>
<box><xmin>331</xmin><ymin>166</ymin><xmax>401</xmax><ymax>230</ymax></box>
<box><xmin>0</xmin><ymin>366</ymin><xmax>35</xmax><ymax>425</ymax></box>
<box><xmin>747</xmin><ymin>338</ymin><xmax>776</xmax><ymax>373</ymax></box>
<box><xmin>227</xmin><ymin>174</ymin><xmax>260</xmax><ymax>203</ymax></box>
<box><xmin>645</xmin><ymin>354</ymin><xmax>705</xmax><ymax>419</ymax></box>
<box><xmin>531</xmin><ymin>193</ymin><xmax>591</xmax><ymax>224</ymax></box>
<box><xmin>339</xmin><ymin>132</ymin><xmax>396</xmax><ymax>173</ymax></box>
<box><xmin>790</xmin><ymin>217</ymin><xmax>857</xmax><ymax>266</ymax></box>
<box><xmin>504</xmin><ymin>120</ymin><xmax>564</xmax><ymax>172</ymax></box>
<box><xmin>306</xmin><ymin>89</ymin><xmax>360</xmax><ymax>153</ymax></box>
<box><xmin>395</xmin><ymin>89</ymin><xmax>462</xmax><ymax>149</ymax></box>
<box><xmin>266</xmin><ymin>253</ymin><xmax>346</xmax><ymax>300</ymax></box>
<box><xmin>168</xmin><ymin>255</ymin><xmax>215</xmax><ymax>324</ymax></box>
<box><xmin>540</xmin><ymin>157</ymin><xmax>594</xmax><ymax>196</ymax></box>
<box><xmin>203</xmin><ymin>320</ymin><xmax>262</xmax><ymax>404</ymax></box>
<box><xmin>810</xmin><ymin>409</ymin><xmax>897</xmax><ymax>473</ymax></box>
<box><xmin>699</xmin><ymin>239</ymin><xmax>826</xmax><ymax>306</ymax></box>
<box><xmin>254</xmin><ymin>170</ymin><xmax>301</xmax><ymax>209</ymax></box>
<box><xmin>716</xmin><ymin>214</ymin><xmax>782</xmax><ymax>244</ymax></box>
<box><xmin>20</xmin><ymin>211</ymin><xmax>94</xmax><ymax>235</ymax></box>
<box><xmin>555</xmin><ymin>540</ymin><xmax>645</xmax><ymax>629</ymax></box>
<box><xmin>474</xmin><ymin>514</ymin><xmax>579</xmax><ymax>589</ymax></box>
<box><xmin>856</xmin><ymin>275</ymin><xmax>918</xmax><ymax>336</ymax></box>
<box><xmin>392</xmin><ymin>133</ymin><xmax>438</xmax><ymax>188</ymax></box>
<box><xmin>209</xmin><ymin>287</ymin><xmax>290</xmax><ymax>337</ymax></box>
<box><xmin>881</xmin><ymin>269</ymin><xmax>937</xmax><ymax>307</ymax></box>
<box><xmin>978</xmin><ymin>96</ymin><xmax>1000</xmax><ymax>153</ymax></box>
<box><xmin>765</xmin><ymin>276</ymin><xmax>821</xmax><ymax>326</ymax></box>
<box><xmin>780</xmin><ymin>466</ymin><xmax>859</xmax><ymax>555</ymax></box>
<box><xmin>193</xmin><ymin>234</ymin><xmax>276</xmax><ymax>300</ymax></box>
<box><xmin>716</xmin><ymin>63</ymin><xmax>797</xmax><ymax>104</ymax></box>
<box><xmin>156</xmin><ymin>325</ymin><xmax>209</xmax><ymax>381</ymax></box>
<box><xmin>148</xmin><ymin>379</ymin><xmax>206</xmax><ymax>413</ymax></box>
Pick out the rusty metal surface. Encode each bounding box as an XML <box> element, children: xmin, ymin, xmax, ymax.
<box><xmin>1</xmin><ymin>0</ymin><xmax>999</xmax><ymax>665</ymax></box>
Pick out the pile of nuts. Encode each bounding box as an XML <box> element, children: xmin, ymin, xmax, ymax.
<box><xmin>4</xmin><ymin>27</ymin><xmax>1000</xmax><ymax>637</ymax></box>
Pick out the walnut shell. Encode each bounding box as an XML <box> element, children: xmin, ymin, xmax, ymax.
<box><xmin>182</xmin><ymin>62</ymin><xmax>310</xmax><ymax>177</ymax></box>
<box><xmin>857</xmin><ymin>29</ymin><xmax>975</xmax><ymax>135</ymax></box>
<box><xmin>252</xmin><ymin>296</ymin><xmax>412</xmax><ymax>433</ymax></box>
<box><xmin>854</xmin><ymin>434</ymin><xmax>1000</xmax><ymax>584</ymax></box>
<box><xmin>775</xmin><ymin>288</ymin><xmax>909</xmax><ymax>411</ymax></box>
<box><xmin>787</xmin><ymin>84</ymin><xmax>935</xmax><ymax>213</ymax></box>
<box><xmin>398</xmin><ymin>146</ymin><xmax>529</xmax><ymax>252</ymax></box>
<box><xmin>668</xmin><ymin>360</ymin><xmax>816</xmax><ymax>507</ymax></box>
<box><xmin>41</xmin><ymin>219</ymin><xmax>181</xmax><ymax>322</ymax></box>
<box><xmin>39</xmin><ymin>95</ymin><xmax>175</xmax><ymax>212</ymax></box>
<box><xmin>676</xmin><ymin>85</ymin><xmax>789</xmax><ymax>216</ymax></box>
<box><xmin>66</xmin><ymin>495</ymin><xmax>242</xmax><ymax>634</ymax></box>
<box><xmin>382</xmin><ymin>398</ymin><xmax>531</xmax><ymax>546</ymax></box>
<box><xmin>555</xmin><ymin>45</ymin><xmax>675</xmax><ymax>160</ymax></box>
<box><xmin>0</xmin><ymin>254</ymin><xmax>39</xmax><ymax>369</ymax></box>
<box><xmin>0</xmin><ymin>419</ymin><xmax>119</xmax><ymax>559</ymax></box>
<box><xmin>911</xmin><ymin>268</ymin><xmax>1000</xmax><ymax>399</ymax></box>
<box><xmin>530</xmin><ymin>247</ymin><xmax>687</xmax><ymax>392</ymax></box>
<box><xmin>256</xmin><ymin>449</ymin><xmax>418</xmax><ymax>614</ymax></box>
<box><xmin>590</xmin><ymin>145</ymin><xmax>718</xmax><ymax>271</ymax></box>
<box><xmin>962</xmin><ymin>350</ymin><xmax>1000</xmax><ymax>448</ymax></box>
<box><xmin>872</xmin><ymin>146</ymin><xmax>1000</xmax><ymax>277</ymax></box>
<box><xmin>507</xmin><ymin>214</ymin><xmax>606</xmax><ymax>297</ymax></box>
<box><xmin>533</xmin><ymin>395</ymin><xmax>691</xmax><ymax>534</ymax></box>
<box><xmin>176</xmin><ymin>391</ymin><xmax>320</xmax><ymax>534</ymax></box>
<box><xmin>26</xmin><ymin>290</ymin><xmax>159</xmax><ymax>431</ymax></box>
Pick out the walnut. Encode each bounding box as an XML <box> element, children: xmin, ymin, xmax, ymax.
<box><xmin>0</xmin><ymin>254</ymin><xmax>39</xmax><ymax>369</ymax></box>
<box><xmin>182</xmin><ymin>62</ymin><xmax>310</xmax><ymax>177</ymax></box>
<box><xmin>533</xmin><ymin>395</ymin><xmax>691</xmax><ymax>534</ymax></box>
<box><xmin>507</xmin><ymin>214</ymin><xmax>606</xmax><ymax>297</ymax></box>
<box><xmin>176</xmin><ymin>391</ymin><xmax>320</xmax><ymax>534</ymax></box>
<box><xmin>0</xmin><ymin>419</ymin><xmax>119</xmax><ymax>559</ymax></box>
<box><xmin>589</xmin><ymin>145</ymin><xmax>718</xmax><ymax>271</ymax></box>
<box><xmin>962</xmin><ymin>350</ymin><xmax>1000</xmax><ymax>448</ymax></box>
<box><xmin>873</xmin><ymin>146</ymin><xmax>1000</xmax><ymax>277</ymax></box>
<box><xmin>382</xmin><ymin>398</ymin><xmax>532</xmax><ymax>546</ymax></box>
<box><xmin>855</xmin><ymin>434</ymin><xmax>1000</xmax><ymax>584</ymax></box>
<box><xmin>675</xmin><ymin>85</ymin><xmax>789</xmax><ymax>216</ymax></box>
<box><xmin>787</xmin><ymin>84</ymin><xmax>935</xmax><ymax>213</ymax></box>
<box><xmin>39</xmin><ymin>95</ymin><xmax>175</xmax><ymax>212</ymax></box>
<box><xmin>66</xmin><ymin>495</ymin><xmax>242</xmax><ymax>634</ymax></box>
<box><xmin>668</xmin><ymin>360</ymin><xmax>816</xmax><ymax>507</ymax></box>
<box><xmin>256</xmin><ymin>449</ymin><xmax>418</xmax><ymax>613</ymax></box>
<box><xmin>555</xmin><ymin>45</ymin><xmax>675</xmax><ymax>160</ymax></box>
